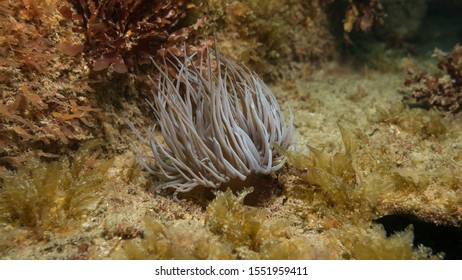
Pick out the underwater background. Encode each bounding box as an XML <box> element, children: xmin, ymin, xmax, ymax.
<box><xmin>0</xmin><ymin>0</ymin><xmax>461</xmax><ymax>259</ymax></box>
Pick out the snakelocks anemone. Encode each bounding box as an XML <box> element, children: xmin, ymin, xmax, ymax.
<box><xmin>129</xmin><ymin>47</ymin><xmax>296</xmax><ymax>198</ymax></box>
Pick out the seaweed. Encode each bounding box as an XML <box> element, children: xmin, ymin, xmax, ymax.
<box><xmin>205</xmin><ymin>188</ymin><xmax>269</xmax><ymax>250</ymax></box>
<box><xmin>205</xmin><ymin>188</ymin><xmax>327</xmax><ymax>259</ymax></box>
<box><xmin>342</xmin><ymin>0</ymin><xmax>384</xmax><ymax>43</ymax></box>
<box><xmin>202</xmin><ymin>0</ymin><xmax>385</xmax><ymax>79</ymax></box>
<box><xmin>60</xmin><ymin>0</ymin><xmax>206</xmax><ymax>73</ymax></box>
<box><xmin>0</xmin><ymin>0</ymin><xmax>104</xmax><ymax>167</ymax></box>
<box><xmin>373</xmin><ymin>102</ymin><xmax>448</xmax><ymax>138</ymax></box>
<box><xmin>275</xmin><ymin>122</ymin><xmax>450</xmax><ymax>259</ymax></box>
<box><xmin>403</xmin><ymin>45</ymin><xmax>462</xmax><ymax>113</ymax></box>
<box><xmin>275</xmin><ymin>124</ymin><xmax>381</xmax><ymax>213</ymax></box>
<box><xmin>0</xmin><ymin>140</ymin><xmax>113</xmax><ymax>235</ymax></box>
<box><xmin>0</xmin><ymin>0</ymin><xmax>58</xmax><ymax>71</ymax></box>
<box><xmin>120</xmin><ymin>188</ymin><xmax>328</xmax><ymax>260</ymax></box>
<box><xmin>120</xmin><ymin>215</ymin><xmax>232</xmax><ymax>260</ymax></box>
<box><xmin>204</xmin><ymin>0</ymin><xmax>336</xmax><ymax>79</ymax></box>
<box><xmin>331</xmin><ymin>224</ymin><xmax>443</xmax><ymax>259</ymax></box>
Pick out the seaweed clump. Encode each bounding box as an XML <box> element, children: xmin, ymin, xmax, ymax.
<box><xmin>204</xmin><ymin>188</ymin><xmax>325</xmax><ymax>259</ymax></box>
<box><xmin>332</xmin><ymin>224</ymin><xmax>442</xmax><ymax>260</ymax></box>
<box><xmin>341</xmin><ymin>0</ymin><xmax>384</xmax><ymax>43</ymax></box>
<box><xmin>0</xmin><ymin>140</ymin><xmax>113</xmax><ymax>235</ymax></box>
<box><xmin>276</xmin><ymin>124</ymin><xmax>392</xmax><ymax>215</ymax></box>
<box><xmin>0</xmin><ymin>0</ymin><xmax>58</xmax><ymax>71</ymax></box>
<box><xmin>373</xmin><ymin>102</ymin><xmax>448</xmax><ymax>138</ymax></box>
<box><xmin>276</xmin><ymin>123</ymin><xmax>447</xmax><ymax>259</ymax></box>
<box><xmin>120</xmin><ymin>215</ymin><xmax>233</xmax><ymax>260</ymax></box>
<box><xmin>60</xmin><ymin>0</ymin><xmax>206</xmax><ymax>73</ymax></box>
<box><xmin>403</xmin><ymin>45</ymin><xmax>462</xmax><ymax>113</ymax></box>
<box><xmin>120</xmin><ymin>188</ymin><xmax>327</xmax><ymax>260</ymax></box>
<box><xmin>0</xmin><ymin>0</ymin><xmax>104</xmax><ymax>167</ymax></box>
<box><xmin>203</xmin><ymin>0</ymin><xmax>386</xmax><ymax>79</ymax></box>
<box><xmin>204</xmin><ymin>0</ymin><xmax>336</xmax><ymax>79</ymax></box>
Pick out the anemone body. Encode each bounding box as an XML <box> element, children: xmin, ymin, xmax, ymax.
<box><xmin>130</xmin><ymin>48</ymin><xmax>296</xmax><ymax>197</ymax></box>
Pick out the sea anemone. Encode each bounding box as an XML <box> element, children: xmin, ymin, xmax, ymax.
<box><xmin>129</xmin><ymin>47</ymin><xmax>296</xmax><ymax>198</ymax></box>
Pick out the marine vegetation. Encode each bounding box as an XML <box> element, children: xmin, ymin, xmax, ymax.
<box><xmin>119</xmin><ymin>214</ymin><xmax>233</xmax><ymax>260</ymax></box>
<box><xmin>0</xmin><ymin>140</ymin><xmax>113</xmax><ymax>235</ymax></box>
<box><xmin>0</xmin><ymin>0</ymin><xmax>103</xmax><ymax>167</ymax></box>
<box><xmin>332</xmin><ymin>224</ymin><xmax>442</xmax><ymax>260</ymax></box>
<box><xmin>275</xmin><ymin>123</ymin><xmax>447</xmax><ymax>259</ymax></box>
<box><xmin>204</xmin><ymin>188</ymin><xmax>326</xmax><ymax>259</ymax></box>
<box><xmin>129</xmin><ymin>47</ymin><xmax>296</xmax><ymax>198</ymax></box>
<box><xmin>60</xmin><ymin>0</ymin><xmax>205</xmax><ymax>73</ymax></box>
<box><xmin>120</xmin><ymin>188</ymin><xmax>328</xmax><ymax>260</ymax></box>
<box><xmin>341</xmin><ymin>0</ymin><xmax>384</xmax><ymax>43</ymax></box>
<box><xmin>403</xmin><ymin>45</ymin><xmax>462</xmax><ymax>113</ymax></box>
<box><xmin>274</xmin><ymin>123</ymin><xmax>387</xmax><ymax>215</ymax></box>
<box><xmin>204</xmin><ymin>0</ymin><xmax>337</xmax><ymax>79</ymax></box>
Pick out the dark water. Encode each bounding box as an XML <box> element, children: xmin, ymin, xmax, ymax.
<box><xmin>345</xmin><ymin>0</ymin><xmax>462</xmax><ymax>61</ymax></box>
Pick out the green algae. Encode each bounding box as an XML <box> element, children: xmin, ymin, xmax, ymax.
<box><xmin>331</xmin><ymin>224</ymin><xmax>443</xmax><ymax>260</ymax></box>
<box><xmin>372</xmin><ymin>102</ymin><xmax>448</xmax><ymax>138</ymax></box>
<box><xmin>120</xmin><ymin>215</ymin><xmax>233</xmax><ymax>260</ymax></box>
<box><xmin>205</xmin><ymin>0</ymin><xmax>335</xmax><ymax>79</ymax></box>
<box><xmin>275</xmin><ymin>121</ymin><xmax>448</xmax><ymax>259</ymax></box>
<box><xmin>119</xmin><ymin>188</ymin><xmax>328</xmax><ymax>260</ymax></box>
<box><xmin>0</xmin><ymin>140</ymin><xmax>113</xmax><ymax>235</ymax></box>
